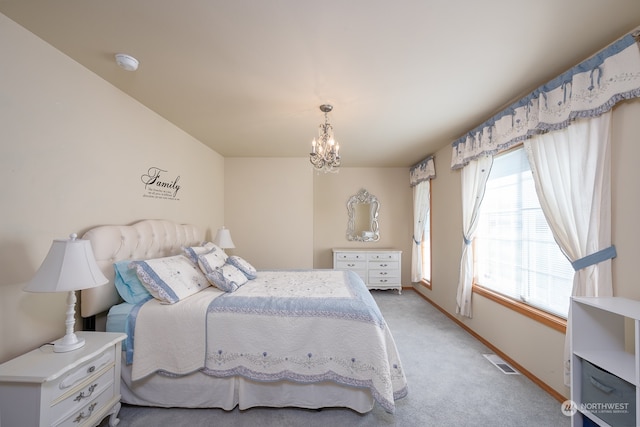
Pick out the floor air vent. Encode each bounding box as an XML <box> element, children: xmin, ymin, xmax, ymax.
<box><xmin>483</xmin><ymin>354</ymin><xmax>520</xmax><ymax>375</ymax></box>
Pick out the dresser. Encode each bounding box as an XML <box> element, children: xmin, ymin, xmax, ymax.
<box><xmin>332</xmin><ymin>249</ymin><xmax>402</xmax><ymax>293</ymax></box>
<box><xmin>0</xmin><ymin>331</ymin><xmax>126</xmax><ymax>427</ymax></box>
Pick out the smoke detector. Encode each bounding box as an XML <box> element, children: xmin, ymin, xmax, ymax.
<box><xmin>115</xmin><ymin>53</ymin><xmax>139</xmax><ymax>71</ymax></box>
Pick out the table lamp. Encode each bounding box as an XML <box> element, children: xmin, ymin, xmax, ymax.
<box><xmin>213</xmin><ymin>226</ymin><xmax>235</xmax><ymax>252</ymax></box>
<box><xmin>24</xmin><ymin>233</ymin><xmax>108</xmax><ymax>352</ymax></box>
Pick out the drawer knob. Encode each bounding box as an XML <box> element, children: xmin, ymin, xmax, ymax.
<box><xmin>87</xmin><ymin>366</ymin><xmax>96</xmax><ymax>373</ymax></box>
<box><xmin>380</xmin><ymin>272</ymin><xmax>388</xmax><ymax>275</ymax></box>
<box><xmin>74</xmin><ymin>402</ymin><xmax>98</xmax><ymax>424</ymax></box>
<box><xmin>74</xmin><ymin>384</ymin><xmax>98</xmax><ymax>402</ymax></box>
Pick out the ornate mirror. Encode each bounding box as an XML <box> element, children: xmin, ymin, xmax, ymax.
<box><xmin>346</xmin><ymin>189</ymin><xmax>380</xmax><ymax>242</ymax></box>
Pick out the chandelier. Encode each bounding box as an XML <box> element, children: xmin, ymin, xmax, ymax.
<box><xmin>310</xmin><ymin>104</ymin><xmax>340</xmax><ymax>173</ymax></box>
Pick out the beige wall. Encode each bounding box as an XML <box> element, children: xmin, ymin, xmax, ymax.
<box><xmin>418</xmin><ymin>98</ymin><xmax>640</xmax><ymax>399</ymax></box>
<box><xmin>0</xmin><ymin>14</ymin><xmax>224</xmax><ymax>362</ymax></box>
<box><xmin>224</xmin><ymin>163</ymin><xmax>413</xmax><ymax>284</ymax></box>
<box><xmin>223</xmin><ymin>158</ymin><xmax>314</xmax><ymax>269</ymax></box>
<box><xmin>313</xmin><ymin>168</ymin><xmax>413</xmax><ymax>284</ymax></box>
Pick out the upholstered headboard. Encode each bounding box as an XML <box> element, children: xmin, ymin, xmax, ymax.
<box><xmin>80</xmin><ymin>219</ymin><xmax>203</xmax><ymax>318</ymax></box>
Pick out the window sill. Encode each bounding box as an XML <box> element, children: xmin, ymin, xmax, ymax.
<box><xmin>418</xmin><ymin>279</ymin><xmax>432</xmax><ymax>290</ymax></box>
<box><xmin>472</xmin><ymin>284</ymin><xmax>566</xmax><ymax>333</ymax></box>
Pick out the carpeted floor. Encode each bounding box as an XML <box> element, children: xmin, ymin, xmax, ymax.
<box><xmin>101</xmin><ymin>289</ymin><xmax>570</xmax><ymax>426</ymax></box>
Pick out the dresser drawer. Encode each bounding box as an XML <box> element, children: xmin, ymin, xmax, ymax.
<box><xmin>50</xmin><ymin>365</ymin><xmax>115</xmax><ymax>425</ymax></box>
<box><xmin>53</xmin><ymin>382</ymin><xmax>116</xmax><ymax>427</ymax></box>
<box><xmin>368</xmin><ymin>252</ymin><xmax>399</xmax><ymax>262</ymax></box>
<box><xmin>368</xmin><ymin>276</ymin><xmax>401</xmax><ymax>285</ymax></box>
<box><xmin>368</xmin><ymin>260</ymin><xmax>399</xmax><ymax>270</ymax></box>
<box><xmin>334</xmin><ymin>252</ymin><xmax>367</xmax><ymax>261</ymax></box>
<box><xmin>335</xmin><ymin>260</ymin><xmax>367</xmax><ymax>270</ymax></box>
<box><xmin>369</xmin><ymin>269</ymin><xmax>400</xmax><ymax>280</ymax></box>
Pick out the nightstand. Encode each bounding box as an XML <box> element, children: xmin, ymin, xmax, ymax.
<box><xmin>0</xmin><ymin>331</ymin><xmax>126</xmax><ymax>427</ymax></box>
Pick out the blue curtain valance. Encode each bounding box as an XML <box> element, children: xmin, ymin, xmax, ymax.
<box><xmin>410</xmin><ymin>155</ymin><xmax>435</xmax><ymax>187</ymax></box>
<box><xmin>451</xmin><ymin>29</ymin><xmax>640</xmax><ymax>170</ymax></box>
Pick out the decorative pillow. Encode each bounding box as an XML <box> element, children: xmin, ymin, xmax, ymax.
<box><xmin>130</xmin><ymin>255</ymin><xmax>210</xmax><ymax>304</ymax></box>
<box><xmin>205</xmin><ymin>264</ymin><xmax>248</xmax><ymax>292</ymax></box>
<box><xmin>182</xmin><ymin>242</ymin><xmax>220</xmax><ymax>264</ymax></box>
<box><xmin>197</xmin><ymin>246</ymin><xmax>229</xmax><ymax>274</ymax></box>
<box><xmin>114</xmin><ymin>260</ymin><xmax>152</xmax><ymax>304</ymax></box>
<box><xmin>226</xmin><ymin>255</ymin><xmax>257</xmax><ymax>279</ymax></box>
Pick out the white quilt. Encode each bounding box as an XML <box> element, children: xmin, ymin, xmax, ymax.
<box><xmin>129</xmin><ymin>270</ymin><xmax>407</xmax><ymax>413</ymax></box>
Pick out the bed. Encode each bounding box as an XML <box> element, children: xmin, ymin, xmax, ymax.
<box><xmin>80</xmin><ymin>219</ymin><xmax>407</xmax><ymax>414</ymax></box>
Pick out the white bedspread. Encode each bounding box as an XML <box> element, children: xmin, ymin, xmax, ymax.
<box><xmin>129</xmin><ymin>270</ymin><xmax>407</xmax><ymax>413</ymax></box>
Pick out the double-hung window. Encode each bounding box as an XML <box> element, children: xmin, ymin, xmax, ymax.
<box><xmin>474</xmin><ymin>146</ymin><xmax>574</xmax><ymax>319</ymax></box>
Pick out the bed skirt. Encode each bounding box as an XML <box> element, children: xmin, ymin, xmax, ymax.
<box><xmin>119</xmin><ymin>354</ymin><xmax>376</xmax><ymax>413</ymax></box>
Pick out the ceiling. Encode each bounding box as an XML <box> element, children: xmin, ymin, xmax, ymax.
<box><xmin>1</xmin><ymin>1</ymin><xmax>639</xmax><ymax>167</ymax></box>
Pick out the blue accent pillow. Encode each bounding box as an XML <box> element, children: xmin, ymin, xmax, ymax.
<box><xmin>114</xmin><ymin>260</ymin><xmax>152</xmax><ymax>304</ymax></box>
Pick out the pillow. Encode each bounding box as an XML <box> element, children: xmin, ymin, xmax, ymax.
<box><xmin>205</xmin><ymin>264</ymin><xmax>248</xmax><ymax>292</ymax></box>
<box><xmin>130</xmin><ymin>255</ymin><xmax>210</xmax><ymax>304</ymax></box>
<box><xmin>226</xmin><ymin>255</ymin><xmax>257</xmax><ymax>279</ymax></box>
<box><xmin>197</xmin><ymin>246</ymin><xmax>228</xmax><ymax>274</ymax></box>
<box><xmin>182</xmin><ymin>242</ymin><xmax>220</xmax><ymax>264</ymax></box>
<box><xmin>114</xmin><ymin>260</ymin><xmax>152</xmax><ymax>304</ymax></box>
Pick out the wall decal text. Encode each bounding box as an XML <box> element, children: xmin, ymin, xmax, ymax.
<box><xmin>141</xmin><ymin>167</ymin><xmax>181</xmax><ymax>201</ymax></box>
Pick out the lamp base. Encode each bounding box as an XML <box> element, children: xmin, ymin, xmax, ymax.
<box><xmin>52</xmin><ymin>333</ymin><xmax>86</xmax><ymax>353</ymax></box>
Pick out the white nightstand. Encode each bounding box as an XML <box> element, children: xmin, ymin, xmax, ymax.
<box><xmin>0</xmin><ymin>331</ymin><xmax>126</xmax><ymax>427</ymax></box>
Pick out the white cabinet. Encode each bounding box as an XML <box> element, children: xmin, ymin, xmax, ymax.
<box><xmin>0</xmin><ymin>331</ymin><xmax>126</xmax><ymax>427</ymax></box>
<box><xmin>332</xmin><ymin>249</ymin><xmax>402</xmax><ymax>293</ymax></box>
<box><xmin>570</xmin><ymin>297</ymin><xmax>640</xmax><ymax>427</ymax></box>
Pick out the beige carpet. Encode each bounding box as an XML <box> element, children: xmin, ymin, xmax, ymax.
<box><xmin>100</xmin><ymin>289</ymin><xmax>570</xmax><ymax>427</ymax></box>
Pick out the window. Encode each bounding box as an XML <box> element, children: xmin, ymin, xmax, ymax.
<box><xmin>474</xmin><ymin>147</ymin><xmax>574</xmax><ymax>318</ymax></box>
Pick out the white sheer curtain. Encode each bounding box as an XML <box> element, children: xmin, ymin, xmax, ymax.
<box><xmin>523</xmin><ymin>112</ymin><xmax>614</xmax><ymax>386</ymax></box>
<box><xmin>455</xmin><ymin>155</ymin><xmax>493</xmax><ymax>318</ymax></box>
<box><xmin>410</xmin><ymin>156</ymin><xmax>435</xmax><ymax>282</ymax></box>
<box><xmin>411</xmin><ymin>180</ymin><xmax>430</xmax><ymax>282</ymax></box>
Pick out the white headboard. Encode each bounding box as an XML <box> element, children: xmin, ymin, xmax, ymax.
<box><xmin>80</xmin><ymin>219</ymin><xmax>203</xmax><ymax>318</ymax></box>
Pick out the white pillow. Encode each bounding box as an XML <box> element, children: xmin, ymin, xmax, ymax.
<box><xmin>182</xmin><ymin>242</ymin><xmax>223</xmax><ymax>264</ymax></box>
<box><xmin>197</xmin><ymin>246</ymin><xmax>228</xmax><ymax>273</ymax></box>
<box><xmin>205</xmin><ymin>264</ymin><xmax>248</xmax><ymax>292</ymax></box>
<box><xmin>130</xmin><ymin>255</ymin><xmax>210</xmax><ymax>304</ymax></box>
<box><xmin>227</xmin><ymin>255</ymin><xmax>257</xmax><ymax>279</ymax></box>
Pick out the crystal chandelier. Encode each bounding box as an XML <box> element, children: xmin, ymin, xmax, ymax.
<box><xmin>310</xmin><ymin>104</ymin><xmax>340</xmax><ymax>173</ymax></box>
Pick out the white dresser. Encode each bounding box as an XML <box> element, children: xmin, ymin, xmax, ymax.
<box><xmin>332</xmin><ymin>249</ymin><xmax>402</xmax><ymax>293</ymax></box>
<box><xmin>0</xmin><ymin>331</ymin><xmax>126</xmax><ymax>427</ymax></box>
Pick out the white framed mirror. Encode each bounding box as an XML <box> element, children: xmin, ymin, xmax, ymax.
<box><xmin>346</xmin><ymin>188</ymin><xmax>380</xmax><ymax>242</ymax></box>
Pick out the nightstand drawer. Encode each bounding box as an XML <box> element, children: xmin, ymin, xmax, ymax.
<box><xmin>50</xmin><ymin>366</ymin><xmax>115</xmax><ymax>425</ymax></box>
<box><xmin>54</xmin><ymin>382</ymin><xmax>115</xmax><ymax>427</ymax></box>
<box><xmin>52</xmin><ymin>347</ymin><xmax>115</xmax><ymax>401</ymax></box>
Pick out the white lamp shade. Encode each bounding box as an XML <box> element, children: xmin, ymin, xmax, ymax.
<box><xmin>214</xmin><ymin>227</ymin><xmax>235</xmax><ymax>249</ymax></box>
<box><xmin>24</xmin><ymin>234</ymin><xmax>108</xmax><ymax>293</ymax></box>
